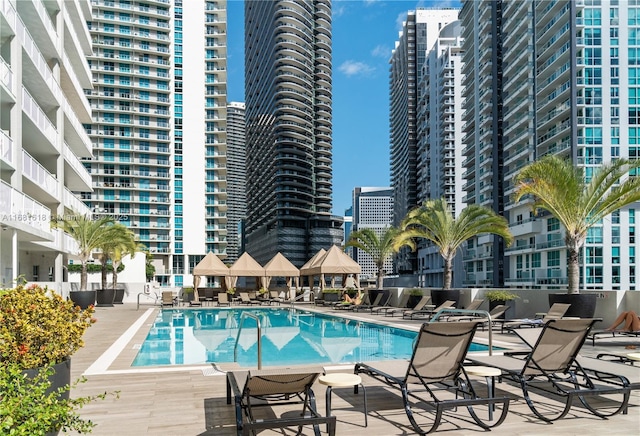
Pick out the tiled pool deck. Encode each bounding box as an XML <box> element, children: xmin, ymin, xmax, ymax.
<box><xmin>69</xmin><ymin>303</ymin><xmax>639</xmax><ymax>435</ymax></box>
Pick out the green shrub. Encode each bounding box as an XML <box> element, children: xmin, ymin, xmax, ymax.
<box><xmin>0</xmin><ymin>362</ymin><xmax>114</xmax><ymax>435</ymax></box>
<box><xmin>484</xmin><ymin>290</ymin><xmax>519</xmax><ymax>301</ymax></box>
<box><xmin>408</xmin><ymin>288</ymin><xmax>424</xmax><ymax>296</ymax></box>
<box><xmin>0</xmin><ymin>284</ymin><xmax>95</xmax><ymax>368</ymax></box>
<box><xmin>67</xmin><ymin>263</ymin><xmax>124</xmax><ymax>273</ymax></box>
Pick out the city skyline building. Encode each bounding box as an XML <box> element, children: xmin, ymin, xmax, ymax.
<box><xmin>226</xmin><ymin>101</ymin><xmax>246</xmax><ymax>263</ymax></box>
<box><xmin>389</xmin><ymin>7</ymin><xmax>460</xmax><ymax>273</ymax></box>
<box><xmin>461</xmin><ymin>0</ymin><xmax>638</xmax><ymax>291</ymax></box>
<box><xmin>84</xmin><ymin>0</ymin><xmax>174</xmax><ymax>284</ymax></box>
<box><xmin>243</xmin><ymin>0</ymin><xmax>342</xmax><ymax>267</ymax></box>
<box><xmin>178</xmin><ymin>0</ymin><xmax>228</xmax><ymax>287</ymax></box>
<box><xmin>351</xmin><ymin>187</ymin><xmax>394</xmax><ymax>281</ymax></box>
<box><xmin>0</xmin><ymin>0</ymin><xmax>94</xmax><ymax>287</ymax></box>
<box><xmin>415</xmin><ymin>20</ymin><xmax>465</xmax><ymax>288</ymax></box>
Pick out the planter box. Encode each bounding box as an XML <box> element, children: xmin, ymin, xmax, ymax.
<box><xmin>96</xmin><ymin>289</ymin><xmax>115</xmax><ymax>307</ymax></box>
<box><xmin>69</xmin><ymin>291</ymin><xmax>96</xmax><ymax>310</ymax></box>
<box><xmin>431</xmin><ymin>289</ymin><xmax>460</xmax><ymax>309</ymax></box>
<box><xmin>548</xmin><ymin>293</ymin><xmax>597</xmax><ymax>318</ymax></box>
<box><xmin>113</xmin><ymin>288</ymin><xmax>125</xmax><ymax>304</ymax></box>
<box><xmin>322</xmin><ymin>292</ymin><xmax>340</xmax><ymax>302</ymax></box>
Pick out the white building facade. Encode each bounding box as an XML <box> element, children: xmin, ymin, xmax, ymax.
<box><xmin>0</xmin><ymin>0</ymin><xmax>94</xmax><ymax>290</ymax></box>
<box><xmin>415</xmin><ymin>20</ymin><xmax>465</xmax><ymax>288</ymax></box>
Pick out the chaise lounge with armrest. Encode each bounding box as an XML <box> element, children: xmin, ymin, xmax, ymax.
<box><xmin>226</xmin><ymin>367</ymin><xmax>336</xmax><ymax>436</ymax></box>
<box><xmin>404</xmin><ymin>300</ymin><xmax>456</xmax><ymax>320</ymax></box>
<box><xmin>355</xmin><ymin>321</ymin><xmax>511</xmax><ymax>434</ymax></box>
<box><xmin>498</xmin><ymin>302</ymin><xmax>571</xmax><ymax>332</ymax></box>
<box><xmin>386</xmin><ymin>295</ymin><xmax>431</xmax><ymax>317</ymax></box>
<box><xmin>467</xmin><ymin>318</ymin><xmax>631</xmax><ymax>421</ymax></box>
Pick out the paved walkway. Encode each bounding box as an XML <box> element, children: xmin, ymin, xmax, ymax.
<box><xmin>69</xmin><ymin>303</ymin><xmax>640</xmax><ymax>435</ymax></box>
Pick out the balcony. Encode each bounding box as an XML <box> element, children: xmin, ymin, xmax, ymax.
<box><xmin>1</xmin><ymin>57</ymin><xmax>15</xmax><ymax>99</ymax></box>
<box><xmin>1</xmin><ymin>129</ymin><xmax>15</xmax><ymax>170</ymax></box>
<box><xmin>63</xmin><ymin>142</ymin><xmax>93</xmax><ymax>191</ymax></box>
<box><xmin>63</xmin><ymin>187</ymin><xmax>92</xmax><ymax>216</ymax></box>
<box><xmin>21</xmin><ymin>150</ymin><xmax>58</xmax><ymax>201</ymax></box>
<box><xmin>21</xmin><ymin>86</ymin><xmax>58</xmax><ymax>153</ymax></box>
<box><xmin>0</xmin><ymin>180</ymin><xmax>53</xmax><ymax>240</ymax></box>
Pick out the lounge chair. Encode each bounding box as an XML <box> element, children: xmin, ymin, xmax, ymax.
<box><xmin>226</xmin><ymin>367</ymin><xmax>336</xmax><ymax>436</ymax></box>
<box><xmin>404</xmin><ymin>300</ymin><xmax>455</xmax><ymax>320</ymax></box>
<box><xmin>372</xmin><ymin>292</ymin><xmax>410</xmax><ymax>315</ymax></box>
<box><xmin>444</xmin><ymin>304</ymin><xmax>509</xmax><ymax>330</ymax></box>
<box><xmin>217</xmin><ymin>292</ymin><xmax>230</xmax><ymax>306</ymax></box>
<box><xmin>436</xmin><ymin>299</ymin><xmax>485</xmax><ymax>321</ymax></box>
<box><xmin>239</xmin><ymin>292</ymin><xmax>262</xmax><ymax>305</ymax></box>
<box><xmin>386</xmin><ymin>295</ymin><xmax>431</xmax><ymax>317</ymax></box>
<box><xmin>500</xmin><ymin>302</ymin><xmax>571</xmax><ymax>331</ymax></box>
<box><xmin>351</xmin><ymin>292</ymin><xmax>389</xmax><ymax>312</ymax></box>
<box><xmin>161</xmin><ymin>291</ymin><xmax>175</xmax><ymax>307</ymax></box>
<box><xmin>467</xmin><ymin>318</ymin><xmax>630</xmax><ymax>421</ymax></box>
<box><xmin>587</xmin><ymin>328</ymin><xmax>640</xmax><ymax>346</ymax></box>
<box><xmin>355</xmin><ymin>321</ymin><xmax>510</xmax><ymax>434</ymax></box>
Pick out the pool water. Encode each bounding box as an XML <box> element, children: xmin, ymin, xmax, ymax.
<box><xmin>132</xmin><ymin>307</ymin><xmax>492</xmax><ymax>367</ymax></box>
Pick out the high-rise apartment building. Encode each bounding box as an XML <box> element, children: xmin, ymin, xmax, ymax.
<box><xmin>177</xmin><ymin>0</ymin><xmax>228</xmax><ymax>287</ymax></box>
<box><xmin>0</xmin><ymin>0</ymin><xmax>94</xmax><ymax>288</ymax></box>
<box><xmin>243</xmin><ymin>0</ymin><xmax>342</xmax><ymax>267</ymax></box>
<box><xmin>351</xmin><ymin>187</ymin><xmax>394</xmax><ymax>281</ymax></box>
<box><xmin>85</xmin><ymin>0</ymin><xmax>173</xmax><ymax>284</ymax></box>
<box><xmin>461</xmin><ymin>0</ymin><xmax>639</xmax><ymax>291</ymax></box>
<box><xmin>415</xmin><ymin>20</ymin><xmax>465</xmax><ymax>288</ymax></box>
<box><xmin>389</xmin><ymin>8</ymin><xmax>459</xmax><ymax>273</ymax></box>
<box><xmin>85</xmin><ymin>0</ymin><xmax>228</xmax><ymax>288</ymax></box>
<box><xmin>226</xmin><ymin>101</ymin><xmax>246</xmax><ymax>263</ymax></box>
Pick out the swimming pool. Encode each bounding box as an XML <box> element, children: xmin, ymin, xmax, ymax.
<box><xmin>132</xmin><ymin>307</ymin><xmax>492</xmax><ymax>367</ymax></box>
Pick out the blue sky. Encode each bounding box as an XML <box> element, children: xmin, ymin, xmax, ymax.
<box><xmin>226</xmin><ymin>0</ymin><xmax>459</xmax><ymax>214</ymax></box>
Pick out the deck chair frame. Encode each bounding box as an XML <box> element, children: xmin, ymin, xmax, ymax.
<box><xmin>355</xmin><ymin>321</ymin><xmax>510</xmax><ymax>434</ymax></box>
<box><xmin>499</xmin><ymin>302</ymin><xmax>571</xmax><ymax>331</ymax></box>
<box><xmin>226</xmin><ymin>368</ymin><xmax>336</xmax><ymax>436</ymax></box>
<box><xmin>405</xmin><ymin>300</ymin><xmax>456</xmax><ymax>320</ymax></box>
<box><xmin>468</xmin><ymin>319</ymin><xmax>630</xmax><ymax>422</ymax></box>
<box><xmin>387</xmin><ymin>295</ymin><xmax>431</xmax><ymax>317</ymax></box>
<box><xmin>373</xmin><ymin>292</ymin><xmax>410</xmax><ymax>315</ymax></box>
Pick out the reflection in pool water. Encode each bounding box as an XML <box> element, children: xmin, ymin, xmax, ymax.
<box><xmin>132</xmin><ymin>307</ymin><xmax>490</xmax><ymax>367</ymax></box>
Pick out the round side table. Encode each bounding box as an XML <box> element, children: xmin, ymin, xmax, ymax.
<box><xmin>627</xmin><ymin>352</ymin><xmax>640</xmax><ymax>362</ymax></box>
<box><xmin>464</xmin><ymin>365</ymin><xmax>502</xmax><ymax>420</ymax></box>
<box><xmin>318</xmin><ymin>373</ymin><xmax>368</xmax><ymax>428</ymax></box>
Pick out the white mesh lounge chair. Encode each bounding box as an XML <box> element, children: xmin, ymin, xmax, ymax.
<box><xmin>468</xmin><ymin>319</ymin><xmax>630</xmax><ymax>422</ymax></box>
<box><xmin>355</xmin><ymin>321</ymin><xmax>510</xmax><ymax>434</ymax></box>
<box><xmin>226</xmin><ymin>367</ymin><xmax>336</xmax><ymax>436</ymax></box>
<box><xmin>239</xmin><ymin>292</ymin><xmax>262</xmax><ymax>306</ymax></box>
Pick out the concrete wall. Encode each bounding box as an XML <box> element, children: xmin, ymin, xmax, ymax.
<box><xmin>383</xmin><ymin>287</ymin><xmax>639</xmax><ymax>328</ymax></box>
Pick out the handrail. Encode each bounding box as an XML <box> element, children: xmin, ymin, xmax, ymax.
<box><xmin>234</xmin><ymin>312</ymin><xmax>262</xmax><ymax>369</ymax></box>
<box><xmin>431</xmin><ymin>309</ymin><xmax>494</xmax><ymax>356</ymax></box>
<box><xmin>289</xmin><ymin>290</ymin><xmax>311</xmax><ymax>308</ymax></box>
<box><xmin>136</xmin><ymin>292</ymin><xmax>157</xmax><ymax>310</ymax></box>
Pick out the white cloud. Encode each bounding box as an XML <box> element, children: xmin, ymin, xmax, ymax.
<box><xmin>332</xmin><ymin>4</ymin><xmax>346</xmax><ymax>18</ymax></box>
<box><xmin>395</xmin><ymin>11</ymin><xmax>408</xmax><ymax>31</ymax></box>
<box><xmin>363</xmin><ymin>0</ymin><xmax>381</xmax><ymax>6</ymax></box>
<box><xmin>338</xmin><ymin>60</ymin><xmax>375</xmax><ymax>77</ymax></box>
<box><xmin>371</xmin><ymin>44</ymin><xmax>391</xmax><ymax>59</ymax></box>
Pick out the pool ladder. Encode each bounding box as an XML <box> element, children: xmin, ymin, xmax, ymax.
<box><xmin>234</xmin><ymin>312</ymin><xmax>263</xmax><ymax>369</ymax></box>
<box><xmin>431</xmin><ymin>309</ymin><xmax>495</xmax><ymax>355</ymax></box>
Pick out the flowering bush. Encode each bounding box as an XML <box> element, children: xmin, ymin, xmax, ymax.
<box><xmin>0</xmin><ymin>283</ymin><xmax>96</xmax><ymax>369</ymax></box>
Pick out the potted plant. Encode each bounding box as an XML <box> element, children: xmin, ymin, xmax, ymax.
<box><xmin>484</xmin><ymin>290</ymin><xmax>519</xmax><ymax>318</ymax></box>
<box><xmin>181</xmin><ymin>286</ymin><xmax>195</xmax><ymax>304</ymax></box>
<box><xmin>0</xmin><ymin>281</ymin><xmax>113</xmax><ymax>434</ymax></box>
<box><xmin>322</xmin><ymin>288</ymin><xmax>341</xmax><ymax>302</ymax></box>
<box><xmin>51</xmin><ymin>213</ymin><xmax>119</xmax><ymax>309</ymax></box>
<box><xmin>407</xmin><ymin>288</ymin><xmax>424</xmax><ymax>309</ymax></box>
<box><xmin>514</xmin><ymin>156</ymin><xmax>640</xmax><ymax>318</ymax></box>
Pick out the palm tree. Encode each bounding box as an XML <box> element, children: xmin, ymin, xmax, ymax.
<box><xmin>345</xmin><ymin>227</ymin><xmax>401</xmax><ymax>288</ymax></box>
<box><xmin>51</xmin><ymin>214</ymin><xmax>116</xmax><ymax>290</ymax></box>
<box><xmin>394</xmin><ymin>198</ymin><xmax>513</xmax><ymax>289</ymax></box>
<box><xmin>97</xmin><ymin>224</ymin><xmax>139</xmax><ymax>289</ymax></box>
<box><xmin>514</xmin><ymin>155</ymin><xmax>640</xmax><ymax>294</ymax></box>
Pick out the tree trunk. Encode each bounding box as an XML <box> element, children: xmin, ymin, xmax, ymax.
<box><xmin>376</xmin><ymin>265</ymin><xmax>384</xmax><ymax>288</ymax></box>
<box><xmin>100</xmin><ymin>260</ymin><xmax>108</xmax><ymax>289</ymax></box>
<box><xmin>443</xmin><ymin>257</ymin><xmax>453</xmax><ymax>289</ymax></box>
<box><xmin>80</xmin><ymin>263</ymin><xmax>88</xmax><ymax>291</ymax></box>
<box><xmin>566</xmin><ymin>235</ymin><xmax>583</xmax><ymax>294</ymax></box>
<box><xmin>112</xmin><ymin>266</ymin><xmax>118</xmax><ymax>288</ymax></box>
